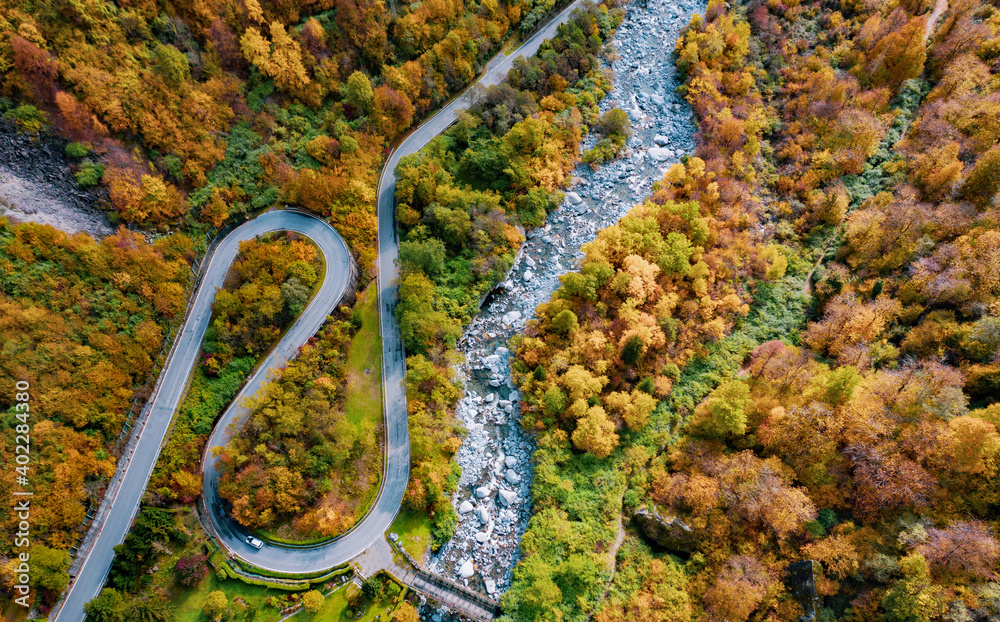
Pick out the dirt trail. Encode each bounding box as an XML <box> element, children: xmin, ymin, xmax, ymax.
<box><xmin>925</xmin><ymin>0</ymin><xmax>948</xmax><ymax>40</ymax></box>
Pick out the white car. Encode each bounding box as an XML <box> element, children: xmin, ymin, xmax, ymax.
<box><xmin>245</xmin><ymin>536</ymin><xmax>264</xmax><ymax>549</ymax></box>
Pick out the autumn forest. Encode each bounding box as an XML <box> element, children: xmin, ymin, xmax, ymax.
<box><xmin>1</xmin><ymin>0</ymin><xmax>1000</xmax><ymax>620</ymax></box>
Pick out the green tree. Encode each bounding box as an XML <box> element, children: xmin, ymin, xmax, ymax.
<box><xmin>596</xmin><ymin>108</ymin><xmax>631</xmax><ymax>140</ymax></box>
<box><xmin>881</xmin><ymin>554</ymin><xmax>946</xmax><ymax>622</ymax></box>
<box><xmin>126</xmin><ymin>594</ymin><xmax>173</xmax><ymax>622</ymax></box>
<box><xmin>342</xmin><ymin>71</ymin><xmax>374</xmax><ymax>115</ymax></box>
<box><xmin>281</xmin><ymin>277</ymin><xmax>311</xmax><ymax>316</ymax></box>
<box><xmin>399</xmin><ymin>238</ymin><xmax>446</xmax><ymax>276</ymax></box>
<box><xmin>362</xmin><ymin>576</ymin><xmax>384</xmax><ymax>601</ymax></box>
<box><xmin>507</xmin><ymin>558</ymin><xmax>563</xmax><ymax>620</ymax></box>
<box><xmin>621</xmin><ymin>335</ymin><xmax>644</xmax><ymax>366</ymax></box>
<box><xmin>551</xmin><ymin>309</ymin><xmax>579</xmax><ymax>335</ymax></box>
<box><xmin>659</xmin><ymin>232</ymin><xmax>693</xmax><ymax>274</ymax></box>
<box><xmin>302</xmin><ymin>589</ymin><xmax>324</xmax><ymax>613</ymax></box>
<box><xmin>202</xmin><ymin>591</ymin><xmax>228</xmax><ymax>621</ymax></box>
<box><xmin>429</xmin><ymin>205</ymin><xmax>471</xmax><ymax>248</ymax></box>
<box><xmin>84</xmin><ymin>588</ymin><xmax>126</xmax><ymax>622</ymax></box>
<box><xmin>692</xmin><ymin>380</ymin><xmax>751</xmax><ymax>437</ymax></box>
<box><xmin>543</xmin><ymin>386</ymin><xmax>568</xmax><ymax>417</ymax></box>
<box><xmin>154</xmin><ymin>45</ymin><xmax>190</xmax><ymax>85</ymax></box>
<box><xmin>29</xmin><ymin>544</ymin><xmax>71</xmax><ymax>592</ymax></box>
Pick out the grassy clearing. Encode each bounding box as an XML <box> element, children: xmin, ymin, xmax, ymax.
<box><xmin>388</xmin><ymin>510</ymin><xmax>432</xmax><ymax>564</ymax></box>
<box><xmin>170</xmin><ymin>572</ymin><xmax>288</xmax><ymax>622</ymax></box>
<box><xmin>344</xmin><ymin>284</ymin><xmax>383</xmax><ymax>429</ymax></box>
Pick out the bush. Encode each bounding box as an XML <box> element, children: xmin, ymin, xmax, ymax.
<box><xmin>65</xmin><ymin>142</ymin><xmax>89</xmax><ymax>158</ymax></box>
<box><xmin>3</xmin><ymin>104</ymin><xmax>47</xmax><ymax>132</ymax></box>
<box><xmin>431</xmin><ymin>503</ymin><xmax>458</xmax><ymax>552</ymax></box>
<box><xmin>202</xmin><ymin>591</ymin><xmax>228</xmax><ymax>621</ymax></box>
<box><xmin>75</xmin><ymin>160</ymin><xmax>105</xmax><ymax>188</ymax></box>
<box><xmin>174</xmin><ymin>554</ymin><xmax>210</xmax><ymax>587</ymax></box>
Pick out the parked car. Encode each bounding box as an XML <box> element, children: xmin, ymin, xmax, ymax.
<box><xmin>245</xmin><ymin>536</ymin><xmax>263</xmax><ymax>549</ymax></box>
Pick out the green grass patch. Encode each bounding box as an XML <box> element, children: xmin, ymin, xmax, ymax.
<box><xmin>388</xmin><ymin>509</ymin><xmax>433</xmax><ymax>564</ymax></box>
<box><xmin>287</xmin><ymin>580</ymin><xmax>406</xmax><ymax>622</ymax></box>
<box><xmin>344</xmin><ymin>284</ymin><xmax>384</xmax><ymax>430</ymax></box>
<box><xmin>170</xmin><ymin>571</ymin><xmax>289</xmax><ymax>622</ymax></box>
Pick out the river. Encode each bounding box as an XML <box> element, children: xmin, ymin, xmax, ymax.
<box><xmin>421</xmin><ymin>0</ymin><xmax>706</xmax><ymax>611</ymax></box>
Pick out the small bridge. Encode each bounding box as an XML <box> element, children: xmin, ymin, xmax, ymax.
<box><xmin>353</xmin><ymin>537</ymin><xmax>501</xmax><ymax>621</ymax></box>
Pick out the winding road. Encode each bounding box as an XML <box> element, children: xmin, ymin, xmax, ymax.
<box><xmin>52</xmin><ymin>3</ymin><xmax>587</xmax><ymax>619</ymax></box>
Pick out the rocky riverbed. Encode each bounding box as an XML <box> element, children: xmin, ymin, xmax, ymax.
<box><xmin>422</xmin><ymin>0</ymin><xmax>704</xmax><ymax>613</ymax></box>
<box><xmin>0</xmin><ymin>123</ymin><xmax>112</xmax><ymax>239</ymax></box>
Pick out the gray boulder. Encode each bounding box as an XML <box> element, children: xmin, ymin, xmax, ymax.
<box><xmin>498</xmin><ymin>489</ymin><xmax>518</xmax><ymax>507</ymax></box>
<box><xmin>459</xmin><ymin>559</ymin><xmax>475</xmax><ymax>578</ymax></box>
<box><xmin>632</xmin><ymin>507</ymin><xmax>698</xmax><ymax>553</ymax></box>
<box><xmin>648</xmin><ymin>147</ymin><xmax>673</xmax><ymax>161</ymax></box>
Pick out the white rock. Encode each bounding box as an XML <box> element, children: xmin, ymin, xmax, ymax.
<box><xmin>459</xmin><ymin>500</ymin><xmax>474</xmax><ymax>514</ymax></box>
<box><xmin>504</xmin><ymin>469</ymin><xmax>522</xmax><ymax>484</ymax></box>
<box><xmin>475</xmin><ymin>486</ymin><xmax>491</xmax><ymax>499</ymax></box>
<box><xmin>489</xmin><ymin>379</ymin><xmax>501</xmax><ymax>388</ymax></box>
<box><xmin>501</xmin><ymin>310</ymin><xmax>522</xmax><ymax>326</ymax></box>
<box><xmin>505</xmin><ymin>456</ymin><xmax>518</xmax><ymax>468</ymax></box>
<box><xmin>566</xmin><ymin>191</ymin><xmax>583</xmax><ymax>204</ymax></box>
<box><xmin>475</xmin><ymin>532</ymin><xmax>490</xmax><ymax>543</ymax></box>
<box><xmin>648</xmin><ymin>147</ymin><xmax>673</xmax><ymax>161</ymax></box>
<box><xmin>523</xmin><ymin>269</ymin><xmax>534</xmax><ymax>282</ymax></box>
<box><xmin>484</xmin><ymin>578</ymin><xmax>496</xmax><ymax>594</ymax></box>
<box><xmin>509</xmin><ymin>390</ymin><xmax>520</xmax><ymax>402</ymax></box>
<box><xmin>653</xmin><ymin>134</ymin><xmax>670</xmax><ymax>146</ymax></box>
<box><xmin>496</xmin><ymin>346</ymin><xmax>509</xmax><ymax>357</ymax></box>
<box><xmin>459</xmin><ymin>559</ymin><xmax>475</xmax><ymax>578</ymax></box>
<box><xmin>476</xmin><ymin>505</ymin><xmax>490</xmax><ymax>523</ymax></box>
<box><xmin>650</xmin><ymin>93</ymin><xmax>665</xmax><ymax>105</ymax></box>
<box><xmin>498</xmin><ymin>489</ymin><xmax>518</xmax><ymax>507</ymax></box>
<box><xmin>525</xmin><ymin>255</ymin><xmax>536</xmax><ymax>268</ymax></box>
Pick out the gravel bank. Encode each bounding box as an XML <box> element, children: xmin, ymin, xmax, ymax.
<box><xmin>0</xmin><ymin>123</ymin><xmax>112</xmax><ymax>239</ymax></box>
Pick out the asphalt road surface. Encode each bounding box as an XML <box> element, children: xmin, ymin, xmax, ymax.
<box><xmin>54</xmin><ymin>3</ymin><xmax>588</xmax><ymax>618</ymax></box>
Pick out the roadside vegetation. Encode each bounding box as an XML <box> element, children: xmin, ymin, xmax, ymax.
<box><xmin>503</xmin><ymin>1</ymin><xmax>1000</xmax><ymax>621</ymax></box>
<box><xmin>148</xmin><ymin>233</ymin><xmax>325</xmax><ymax>507</ymax></box>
